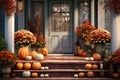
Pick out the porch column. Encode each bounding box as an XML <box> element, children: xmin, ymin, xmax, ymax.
<box><xmin>5</xmin><ymin>15</ymin><xmax>15</xmax><ymax>53</ymax></box>
<box><xmin>112</xmin><ymin>13</ymin><xmax>120</xmax><ymax>52</ymax></box>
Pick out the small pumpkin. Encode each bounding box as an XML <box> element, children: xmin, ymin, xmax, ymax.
<box><xmin>92</xmin><ymin>64</ymin><xmax>98</xmax><ymax>70</ymax></box>
<box><xmin>31</xmin><ymin>72</ymin><xmax>38</xmax><ymax>78</ymax></box>
<box><xmin>26</xmin><ymin>56</ymin><xmax>32</xmax><ymax>60</ymax></box>
<box><xmin>34</xmin><ymin>53</ymin><xmax>44</xmax><ymax>61</ymax></box>
<box><xmin>79</xmin><ymin>72</ymin><xmax>85</xmax><ymax>77</ymax></box>
<box><xmin>16</xmin><ymin>62</ymin><xmax>23</xmax><ymax>70</ymax></box>
<box><xmin>32</xmin><ymin>61</ymin><xmax>41</xmax><ymax>70</ymax></box>
<box><xmin>23</xmin><ymin>71</ymin><xmax>31</xmax><ymax>78</ymax></box>
<box><xmin>87</xmin><ymin>71</ymin><xmax>94</xmax><ymax>78</ymax></box>
<box><xmin>112</xmin><ymin>73</ymin><xmax>119</xmax><ymax>79</ymax></box>
<box><xmin>78</xmin><ymin>49</ymin><xmax>84</xmax><ymax>56</ymax></box>
<box><xmin>85</xmin><ymin>63</ymin><xmax>92</xmax><ymax>70</ymax></box>
<box><xmin>30</xmin><ymin>51</ymin><xmax>38</xmax><ymax>59</ymax></box>
<box><xmin>41</xmin><ymin>48</ymin><xmax>48</xmax><ymax>56</ymax></box>
<box><xmin>82</xmin><ymin>52</ymin><xmax>87</xmax><ymax>57</ymax></box>
<box><xmin>92</xmin><ymin>53</ymin><xmax>101</xmax><ymax>61</ymax></box>
<box><xmin>18</xmin><ymin>46</ymin><xmax>30</xmax><ymax>60</ymax></box>
<box><xmin>23</xmin><ymin>62</ymin><xmax>31</xmax><ymax>70</ymax></box>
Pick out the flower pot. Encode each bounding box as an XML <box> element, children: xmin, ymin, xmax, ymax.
<box><xmin>95</xmin><ymin>43</ymin><xmax>105</xmax><ymax>58</ymax></box>
<box><xmin>0</xmin><ymin>67</ymin><xmax>11</xmax><ymax>78</ymax></box>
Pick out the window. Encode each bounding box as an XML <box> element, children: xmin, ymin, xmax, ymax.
<box><xmin>51</xmin><ymin>2</ymin><xmax>71</xmax><ymax>32</ymax></box>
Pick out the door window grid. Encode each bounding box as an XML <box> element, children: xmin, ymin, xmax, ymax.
<box><xmin>51</xmin><ymin>3</ymin><xmax>70</xmax><ymax>32</ymax></box>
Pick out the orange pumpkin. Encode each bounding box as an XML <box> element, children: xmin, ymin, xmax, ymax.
<box><xmin>30</xmin><ymin>51</ymin><xmax>38</xmax><ymax>59</ymax></box>
<box><xmin>79</xmin><ymin>72</ymin><xmax>85</xmax><ymax>77</ymax></box>
<box><xmin>23</xmin><ymin>62</ymin><xmax>31</xmax><ymax>70</ymax></box>
<box><xmin>112</xmin><ymin>73</ymin><xmax>119</xmax><ymax>78</ymax></box>
<box><xmin>92</xmin><ymin>64</ymin><xmax>98</xmax><ymax>70</ymax></box>
<box><xmin>32</xmin><ymin>61</ymin><xmax>41</xmax><ymax>70</ymax></box>
<box><xmin>85</xmin><ymin>63</ymin><xmax>92</xmax><ymax>70</ymax></box>
<box><xmin>78</xmin><ymin>49</ymin><xmax>84</xmax><ymax>56</ymax></box>
<box><xmin>41</xmin><ymin>48</ymin><xmax>48</xmax><ymax>56</ymax></box>
<box><xmin>87</xmin><ymin>71</ymin><xmax>94</xmax><ymax>78</ymax></box>
<box><xmin>16</xmin><ymin>62</ymin><xmax>23</xmax><ymax>70</ymax></box>
<box><xmin>18</xmin><ymin>46</ymin><xmax>29</xmax><ymax>60</ymax></box>
<box><xmin>82</xmin><ymin>52</ymin><xmax>87</xmax><ymax>57</ymax></box>
<box><xmin>92</xmin><ymin>53</ymin><xmax>101</xmax><ymax>61</ymax></box>
<box><xmin>31</xmin><ymin>72</ymin><xmax>38</xmax><ymax>78</ymax></box>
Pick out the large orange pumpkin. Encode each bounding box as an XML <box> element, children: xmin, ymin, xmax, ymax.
<box><xmin>92</xmin><ymin>53</ymin><xmax>101</xmax><ymax>61</ymax></box>
<box><xmin>30</xmin><ymin>51</ymin><xmax>38</xmax><ymax>59</ymax></box>
<box><xmin>41</xmin><ymin>48</ymin><xmax>48</xmax><ymax>56</ymax></box>
<box><xmin>16</xmin><ymin>62</ymin><xmax>23</xmax><ymax>70</ymax></box>
<box><xmin>18</xmin><ymin>46</ymin><xmax>29</xmax><ymax>60</ymax></box>
<box><xmin>23</xmin><ymin>62</ymin><xmax>31</xmax><ymax>70</ymax></box>
<box><xmin>85</xmin><ymin>63</ymin><xmax>92</xmax><ymax>70</ymax></box>
<box><xmin>87</xmin><ymin>71</ymin><xmax>94</xmax><ymax>78</ymax></box>
<box><xmin>32</xmin><ymin>61</ymin><xmax>41</xmax><ymax>70</ymax></box>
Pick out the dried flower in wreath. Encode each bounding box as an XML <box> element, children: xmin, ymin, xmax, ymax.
<box><xmin>0</xmin><ymin>0</ymin><xmax>17</xmax><ymax>16</ymax></box>
<box><xmin>104</xmin><ymin>0</ymin><xmax>120</xmax><ymax>15</ymax></box>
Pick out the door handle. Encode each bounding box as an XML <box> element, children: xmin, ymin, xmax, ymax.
<box><xmin>48</xmin><ymin>29</ymin><xmax>50</xmax><ymax>36</ymax></box>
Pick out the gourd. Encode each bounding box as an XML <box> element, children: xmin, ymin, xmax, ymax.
<box><xmin>18</xmin><ymin>47</ymin><xmax>29</xmax><ymax>60</ymax></box>
<box><xmin>26</xmin><ymin>56</ymin><xmax>32</xmax><ymax>60</ymax></box>
<box><xmin>34</xmin><ymin>53</ymin><xmax>44</xmax><ymax>61</ymax></box>
<box><xmin>112</xmin><ymin>73</ymin><xmax>119</xmax><ymax>78</ymax></box>
<box><xmin>87</xmin><ymin>71</ymin><xmax>94</xmax><ymax>78</ymax></box>
<box><xmin>30</xmin><ymin>51</ymin><xmax>38</xmax><ymax>59</ymax></box>
<box><xmin>92</xmin><ymin>53</ymin><xmax>101</xmax><ymax>61</ymax></box>
<box><xmin>16</xmin><ymin>62</ymin><xmax>23</xmax><ymax>70</ymax></box>
<box><xmin>85</xmin><ymin>63</ymin><xmax>92</xmax><ymax>70</ymax></box>
<box><xmin>23</xmin><ymin>62</ymin><xmax>31</xmax><ymax>70</ymax></box>
<box><xmin>32</xmin><ymin>61</ymin><xmax>41</xmax><ymax>70</ymax></box>
<box><xmin>31</xmin><ymin>72</ymin><xmax>38</xmax><ymax>78</ymax></box>
<box><xmin>22</xmin><ymin>71</ymin><xmax>31</xmax><ymax>78</ymax></box>
<box><xmin>78</xmin><ymin>49</ymin><xmax>84</xmax><ymax>56</ymax></box>
<box><xmin>79</xmin><ymin>72</ymin><xmax>85</xmax><ymax>77</ymax></box>
<box><xmin>92</xmin><ymin>64</ymin><xmax>98</xmax><ymax>70</ymax></box>
<box><xmin>41</xmin><ymin>48</ymin><xmax>48</xmax><ymax>56</ymax></box>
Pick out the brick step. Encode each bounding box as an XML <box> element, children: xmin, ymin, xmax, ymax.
<box><xmin>0</xmin><ymin>77</ymin><xmax>118</xmax><ymax>80</ymax></box>
<box><xmin>13</xmin><ymin>69</ymin><xmax>109</xmax><ymax>73</ymax></box>
<box><xmin>13</xmin><ymin>69</ymin><xmax>110</xmax><ymax>78</ymax></box>
<box><xmin>16</xmin><ymin>60</ymin><xmax>109</xmax><ymax>69</ymax></box>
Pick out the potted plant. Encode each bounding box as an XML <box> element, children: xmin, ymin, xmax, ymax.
<box><xmin>109</xmin><ymin>49</ymin><xmax>120</xmax><ymax>73</ymax></box>
<box><xmin>14</xmin><ymin>29</ymin><xmax>36</xmax><ymax>60</ymax></box>
<box><xmin>0</xmin><ymin>35</ymin><xmax>7</xmax><ymax>51</ymax></box>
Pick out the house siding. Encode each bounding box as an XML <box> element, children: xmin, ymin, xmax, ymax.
<box><xmin>105</xmin><ymin>10</ymin><xmax>112</xmax><ymax>33</ymax></box>
<box><xmin>0</xmin><ymin>9</ymin><xmax>5</xmax><ymax>36</ymax></box>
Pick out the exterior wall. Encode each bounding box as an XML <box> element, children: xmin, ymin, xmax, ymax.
<box><xmin>0</xmin><ymin>9</ymin><xmax>5</xmax><ymax>36</ymax></box>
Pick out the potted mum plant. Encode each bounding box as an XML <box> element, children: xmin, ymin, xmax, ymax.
<box><xmin>14</xmin><ymin>29</ymin><xmax>36</xmax><ymax>60</ymax></box>
<box><xmin>109</xmin><ymin>49</ymin><xmax>120</xmax><ymax>73</ymax></box>
<box><xmin>89</xmin><ymin>29</ymin><xmax>111</xmax><ymax>58</ymax></box>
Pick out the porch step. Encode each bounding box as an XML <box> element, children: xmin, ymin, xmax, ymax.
<box><xmin>6</xmin><ymin>56</ymin><xmax>119</xmax><ymax>79</ymax></box>
<box><xmin>1</xmin><ymin>77</ymin><xmax>117</xmax><ymax>80</ymax></box>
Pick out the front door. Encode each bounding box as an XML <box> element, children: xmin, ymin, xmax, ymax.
<box><xmin>47</xmin><ymin>1</ymin><xmax>73</xmax><ymax>54</ymax></box>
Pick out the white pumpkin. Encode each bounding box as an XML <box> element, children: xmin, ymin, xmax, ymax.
<box><xmin>35</xmin><ymin>54</ymin><xmax>44</xmax><ymax>61</ymax></box>
<box><xmin>23</xmin><ymin>71</ymin><xmax>31</xmax><ymax>78</ymax></box>
<box><xmin>26</xmin><ymin>56</ymin><xmax>32</xmax><ymax>60</ymax></box>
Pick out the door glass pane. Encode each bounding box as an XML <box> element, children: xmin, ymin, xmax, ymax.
<box><xmin>51</xmin><ymin>3</ymin><xmax>70</xmax><ymax>32</ymax></box>
<box><xmin>78</xmin><ymin>1</ymin><xmax>90</xmax><ymax>25</ymax></box>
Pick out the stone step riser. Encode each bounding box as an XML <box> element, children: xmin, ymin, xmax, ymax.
<box><xmin>14</xmin><ymin>71</ymin><xmax>110</xmax><ymax>78</ymax></box>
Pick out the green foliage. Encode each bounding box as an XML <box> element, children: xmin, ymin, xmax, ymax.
<box><xmin>0</xmin><ymin>35</ymin><xmax>8</xmax><ymax>51</ymax></box>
